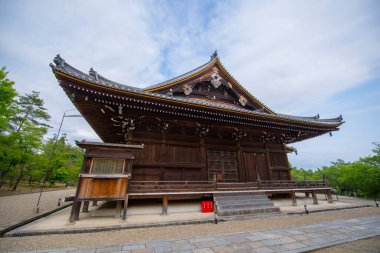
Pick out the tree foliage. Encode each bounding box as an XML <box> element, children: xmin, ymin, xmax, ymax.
<box><xmin>0</xmin><ymin>68</ymin><xmax>83</xmax><ymax>190</ymax></box>
<box><xmin>291</xmin><ymin>143</ymin><xmax>380</xmax><ymax>198</ymax></box>
<box><xmin>0</xmin><ymin>67</ymin><xmax>18</xmax><ymax>133</ymax></box>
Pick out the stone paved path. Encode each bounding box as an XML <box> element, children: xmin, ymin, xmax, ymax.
<box><xmin>16</xmin><ymin>215</ymin><xmax>380</xmax><ymax>253</ymax></box>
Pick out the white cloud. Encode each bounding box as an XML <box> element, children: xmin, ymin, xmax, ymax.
<box><xmin>0</xmin><ymin>0</ymin><xmax>379</xmax><ymax>168</ymax></box>
<box><xmin>207</xmin><ymin>0</ymin><xmax>380</xmax><ymax>114</ymax></box>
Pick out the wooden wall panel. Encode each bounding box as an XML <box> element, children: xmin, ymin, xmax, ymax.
<box><xmin>133</xmin><ymin>143</ymin><xmax>161</xmax><ymax>162</ymax></box>
<box><xmin>132</xmin><ymin>167</ymin><xmax>161</xmax><ymax>181</ymax></box>
<box><xmin>78</xmin><ymin>177</ymin><xmax>127</xmax><ymax>199</ymax></box>
<box><xmin>269</xmin><ymin>152</ymin><xmax>288</xmax><ymax>167</ymax></box>
<box><xmin>163</xmin><ymin>168</ymin><xmax>182</xmax><ymax>181</ymax></box>
<box><xmin>167</xmin><ymin>145</ymin><xmax>202</xmax><ymax>163</ymax></box>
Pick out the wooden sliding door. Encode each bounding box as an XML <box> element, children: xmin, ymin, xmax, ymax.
<box><xmin>243</xmin><ymin>153</ymin><xmax>268</xmax><ymax>181</ymax></box>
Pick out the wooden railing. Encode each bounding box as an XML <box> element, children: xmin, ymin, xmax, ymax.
<box><xmin>129</xmin><ymin>180</ymin><xmax>328</xmax><ymax>193</ymax></box>
<box><xmin>129</xmin><ymin>180</ymin><xmax>216</xmax><ymax>193</ymax></box>
<box><xmin>259</xmin><ymin>180</ymin><xmax>327</xmax><ymax>189</ymax></box>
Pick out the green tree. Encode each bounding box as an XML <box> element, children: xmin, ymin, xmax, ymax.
<box><xmin>0</xmin><ymin>67</ymin><xmax>18</xmax><ymax>133</ymax></box>
<box><xmin>0</xmin><ymin>91</ymin><xmax>51</xmax><ymax>190</ymax></box>
<box><xmin>40</xmin><ymin>134</ymin><xmax>83</xmax><ymax>185</ymax></box>
<box><xmin>291</xmin><ymin>144</ymin><xmax>380</xmax><ymax>198</ymax></box>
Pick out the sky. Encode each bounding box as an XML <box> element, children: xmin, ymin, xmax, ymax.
<box><xmin>0</xmin><ymin>0</ymin><xmax>379</xmax><ymax>169</ymax></box>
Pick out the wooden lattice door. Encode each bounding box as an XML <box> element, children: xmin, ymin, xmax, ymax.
<box><xmin>207</xmin><ymin>150</ymin><xmax>238</xmax><ymax>182</ymax></box>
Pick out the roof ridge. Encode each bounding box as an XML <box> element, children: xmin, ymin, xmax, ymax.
<box><xmin>144</xmin><ymin>57</ymin><xmax>215</xmax><ymax>91</ymax></box>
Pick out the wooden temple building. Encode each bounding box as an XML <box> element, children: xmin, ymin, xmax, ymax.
<box><xmin>50</xmin><ymin>52</ymin><xmax>344</xmax><ymax>221</ymax></box>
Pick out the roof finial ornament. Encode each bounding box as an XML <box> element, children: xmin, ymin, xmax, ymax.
<box><xmin>53</xmin><ymin>54</ymin><xmax>65</xmax><ymax>67</ymax></box>
<box><xmin>89</xmin><ymin>67</ymin><xmax>99</xmax><ymax>81</ymax></box>
<box><xmin>210</xmin><ymin>50</ymin><xmax>218</xmax><ymax>60</ymax></box>
<box><xmin>338</xmin><ymin>114</ymin><xmax>343</xmax><ymax>121</ymax></box>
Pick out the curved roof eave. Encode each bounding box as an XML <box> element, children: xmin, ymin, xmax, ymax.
<box><xmin>49</xmin><ymin>54</ymin><xmax>344</xmax><ymax>129</ymax></box>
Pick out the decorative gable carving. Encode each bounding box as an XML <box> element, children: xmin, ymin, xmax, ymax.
<box><xmin>150</xmin><ymin>62</ymin><xmax>264</xmax><ymax>111</ymax></box>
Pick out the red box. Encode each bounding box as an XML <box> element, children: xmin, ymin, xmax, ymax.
<box><xmin>201</xmin><ymin>201</ymin><xmax>214</xmax><ymax>213</ymax></box>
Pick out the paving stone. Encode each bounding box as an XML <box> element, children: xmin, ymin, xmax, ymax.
<box><xmin>213</xmin><ymin>238</ymin><xmax>231</xmax><ymax>246</ymax></box>
<box><xmin>170</xmin><ymin>240</ymin><xmax>196</xmax><ymax>251</ymax></box>
<box><xmin>254</xmin><ymin>247</ymin><xmax>274</xmax><ymax>253</ymax></box>
<box><xmin>301</xmin><ymin>240</ymin><xmax>319</xmax><ymax>247</ymax></box>
<box><xmin>193</xmin><ymin>248</ymin><xmax>214</xmax><ymax>253</ymax></box>
<box><xmin>247</xmin><ymin>241</ymin><xmax>265</xmax><ymax>249</ymax></box>
<box><xmin>268</xmin><ymin>245</ymin><xmax>288</xmax><ymax>252</ymax></box>
<box><xmin>261</xmin><ymin>239</ymin><xmax>282</xmax><ymax>246</ymax></box>
<box><xmin>122</xmin><ymin>244</ymin><xmax>146</xmax><ymax>251</ymax></box>
<box><xmin>190</xmin><ymin>237</ymin><xmax>216</xmax><ymax>243</ymax></box>
<box><xmin>289</xmin><ymin>234</ymin><xmax>311</xmax><ymax>241</ymax></box>
<box><xmin>146</xmin><ymin>241</ymin><xmax>171</xmax><ymax>253</ymax></box>
<box><xmin>210</xmin><ymin>245</ymin><xmax>234</xmax><ymax>253</ymax></box>
<box><xmin>130</xmin><ymin>249</ymin><xmax>153</xmax><ymax>253</ymax></box>
<box><xmin>282</xmin><ymin>242</ymin><xmax>306</xmax><ymax>250</ymax></box>
<box><xmin>332</xmin><ymin>234</ymin><xmax>350</xmax><ymax>240</ymax></box>
<box><xmin>286</xmin><ymin>230</ymin><xmax>304</xmax><ymax>235</ymax></box>
<box><xmin>67</xmin><ymin>249</ymin><xmax>96</xmax><ymax>253</ymax></box>
<box><xmin>193</xmin><ymin>241</ymin><xmax>217</xmax><ymax>249</ymax></box>
<box><xmin>228</xmin><ymin>244</ymin><xmax>254</xmax><ymax>253</ymax></box>
<box><xmin>95</xmin><ymin>245</ymin><xmax>122</xmax><ymax>253</ymax></box>
<box><xmin>222</xmin><ymin>234</ymin><xmax>249</xmax><ymax>243</ymax></box>
<box><xmin>278</xmin><ymin>237</ymin><xmax>297</xmax><ymax>244</ymax></box>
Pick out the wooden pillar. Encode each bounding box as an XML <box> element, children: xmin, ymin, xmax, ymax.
<box><xmin>122</xmin><ymin>194</ymin><xmax>129</xmax><ymax>220</ymax></box>
<box><xmin>69</xmin><ymin>175</ymin><xmax>83</xmax><ymax>222</ymax></box>
<box><xmin>264</xmin><ymin>143</ymin><xmax>273</xmax><ymax>180</ymax></box>
<box><xmin>92</xmin><ymin>200</ymin><xmax>98</xmax><ymax>206</ymax></box>
<box><xmin>161</xmin><ymin>130</ymin><xmax>167</xmax><ymax>180</ymax></box>
<box><xmin>82</xmin><ymin>201</ymin><xmax>89</xmax><ymax>212</ymax></box>
<box><xmin>283</xmin><ymin>144</ymin><xmax>292</xmax><ymax>180</ymax></box>
<box><xmin>115</xmin><ymin>200</ymin><xmax>122</xmax><ymax>217</ymax></box>
<box><xmin>291</xmin><ymin>191</ymin><xmax>297</xmax><ymax>206</ymax></box>
<box><xmin>327</xmin><ymin>190</ymin><xmax>333</xmax><ymax>203</ymax></box>
<box><xmin>237</xmin><ymin>141</ymin><xmax>244</xmax><ymax>182</ymax></box>
<box><xmin>162</xmin><ymin>195</ymin><xmax>168</xmax><ymax>215</ymax></box>
<box><xmin>312</xmin><ymin>192</ymin><xmax>318</xmax><ymax>205</ymax></box>
<box><xmin>305</xmin><ymin>193</ymin><xmax>310</xmax><ymax>198</ymax></box>
<box><xmin>200</xmin><ymin>137</ymin><xmax>207</xmax><ymax>180</ymax></box>
<box><xmin>73</xmin><ymin>201</ymin><xmax>82</xmax><ymax>221</ymax></box>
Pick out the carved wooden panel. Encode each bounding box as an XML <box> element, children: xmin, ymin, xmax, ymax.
<box><xmin>207</xmin><ymin>150</ymin><xmax>238</xmax><ymax>182</ymax></box>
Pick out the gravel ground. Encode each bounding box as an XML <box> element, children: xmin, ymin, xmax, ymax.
<box><xmin>312</xmin><ymin>235</ymin><xmax>380</xmax><ymax>253</ymax></box>
<box><xmin>0</xmin><ymin>188</ymin><xmax>75</xmax><ymax>228</ymax></box>
<box><xmin>0</xmin><ymin>207</ymin><xmax>379</xmax><ymax>252</ymax></box>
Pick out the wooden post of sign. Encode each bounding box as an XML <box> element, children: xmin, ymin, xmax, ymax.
<box><xmin>291</xmin><ymin>191</ymin><xmax>297</xmax><ymax>206</ymax></box>
<box><xmin>327</xmin><ymin>190</ymin><xmax>333</xmax><ymax>203</ymax></box>
<box><xmin>312</xmin><ymin>191</ymin><xmax>318</xmax><ymax>205</ymax></box>
<box><xmin>162</xmin><ymin>195</ymin><xmax>168</xmax><ymax>215</ymax></box>
<box><xmin>82</xmin><ymin>201</ymin><xmax>89</xmax><ymax>212</ymax></box>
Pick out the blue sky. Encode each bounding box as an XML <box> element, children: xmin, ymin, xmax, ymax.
<box><xmin>0</xmin><ymin>0</ymin><xmax>379</xmax><ymax>169</ymax></box>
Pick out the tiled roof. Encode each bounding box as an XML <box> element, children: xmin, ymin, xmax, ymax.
<box><xmin>50</xmin><ymin>54</ymin><xmax>344</xmax><ymax>127</ymax></box>
<box><xmin>144</xmin><ymin>57</ymin><xmax>216</xmax><ymax>91</ymax></box>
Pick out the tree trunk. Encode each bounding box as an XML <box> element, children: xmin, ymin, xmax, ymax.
<box><xmin>11</xmin><ymin>163</ymin><xmax>25</xmax><ymax>191</ymax></box>
<box><xmin>0</xmin><ymin>162</ymin><xmax>14</xmax><ymax>189</ymax></box>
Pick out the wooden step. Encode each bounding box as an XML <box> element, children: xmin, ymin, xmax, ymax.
<box><xmin>214</xmin><ymin>192</ymin><xmax>280</xmax><ymax>217</ymax></box>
